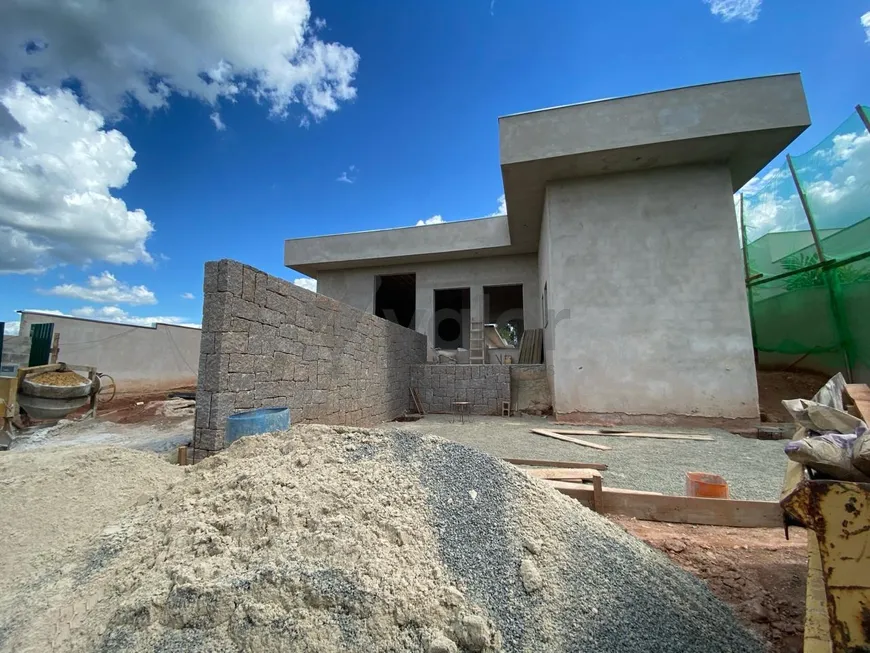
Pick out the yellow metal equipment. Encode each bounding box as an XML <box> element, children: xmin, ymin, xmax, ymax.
<box><xmin>781</xmin><ymin>383</ymin><xmax>870</xmax><ymax>653</ymax></box>
<box><xmin>0</xmin><ymin>363</ymin><xmax>98</xmax><ymax>442</ymax></box>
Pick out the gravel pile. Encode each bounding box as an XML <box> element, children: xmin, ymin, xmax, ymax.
<box><xmin>1</xmin><ymin>426</ymin><xmax>762</xmax><ymax>652</ymax></box>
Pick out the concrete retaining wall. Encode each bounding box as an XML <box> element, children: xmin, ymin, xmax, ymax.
<box><xmin>510</xmin><ymin>364</ymin><xmax>552</xmax><ymax>414</ymax></box>
<box><xmin>410</xmin><ymin>364</ymin><xmax>510</xmax><ymax>415</ymax></box>
<box><xmin>13</xmin><ymin>312</ymin><xmax>200</xmax><ymax>392</ymax></box>
<box><xmin>194</xmin><ymin>260</ymin><xmax>427</xmax><ymax>455</ymax></box>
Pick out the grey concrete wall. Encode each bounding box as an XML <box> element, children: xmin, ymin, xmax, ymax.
<box><xmin>15</xmin><ymin>312</ymin><xmax>200</xmax><ymax>393</ymax></box>
<box><xmin>317</xmin><ymin>253</ymin><xmax>541</xmax><ymax>350</ymax></box>
<box><xmin>194</xmin><ymin>260</ymin><xmax>427</xmax><ymax>454</ymax></box>
<box><xmin>409</xmin><ymin>364</ymin><xmax>510</xmax><ymax>415</ymax></box>
<box><xmin>510</xmin><ymin>364</ymin><xmax>552</xmax><ymax>414</ymax></box>
<box><xmin>543</xmin><ymin>164</ymin><xmax>758</xmax><ymax>421</ymax></box>
<box><xmin>1</xmin><ymin>334</ymin><xmax>31</xmax><ymax>369</ymax></box>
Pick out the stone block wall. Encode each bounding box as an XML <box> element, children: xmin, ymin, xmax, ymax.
<box><xmin>194</xmin><ymin>260</ymin><xmax>427</xmax><ymax>456</ymax></box>
<box><xmin>410</xmin><ymin>364</ymin><xmax>510</xmax><ymax>415</ymax></box>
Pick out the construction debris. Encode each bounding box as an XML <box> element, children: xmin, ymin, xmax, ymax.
<box><xmin>0</xmin><ymin>425</ymin><xmax>762</xmax><ymax>652</ymax></box>
<box><xmin>530</xmin><ymin>428</ymin><xmax>612</xmax><ymax>451</ymax></box>
<box><xmin>551</xmin><ymin>429</ymin><xmax>715</xmax><ymax>442</ymax></box>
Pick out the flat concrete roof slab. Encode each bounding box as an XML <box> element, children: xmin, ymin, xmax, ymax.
<box><xmin>499</xmin><ymin>73</ymin><xmax>810</xmax><ymax>247</ymax></box>
<box><xmin>284</xmin><ymin>215</ymin><xmax>520</xmax><ymax>276</ymax></box>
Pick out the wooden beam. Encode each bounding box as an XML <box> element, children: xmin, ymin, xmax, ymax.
<box><xmin>845</xmin><ymin>384</ymin><xmax>870</xmax><ymax>423</ymax></box>
<box><xmin>530</xmin><ymin>428</ymin><xmax>612</xmax><ymax>451</ymax></box>
<box><xmin>592</xmin><ymin>475</ymin><xmax>603</xmax><ymax>513</ymax></box>
<box><xmin>550</xmin><ymin>429</ymin><xmax>714</xmax><ymax>442</ymax></box>
<box><xmin>527</xmin><ymin>468</ymin><xmax>601</xmax><ymax>481</ymax></box>
<box><xmin>503</xmin><ymin>458</ymin><xmax>608</xmax><ymax>471</ymax></box>
<box><xmin>548</xmin><ymin>481</ymin><xmax>784</xmax><ymax>528</ymax></box>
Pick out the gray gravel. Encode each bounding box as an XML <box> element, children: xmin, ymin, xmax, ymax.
<box><xmin>393</xmin><ymin>415</ymin><xmax>786</xmax><ymax>501</ymax></box>
<box><xmin>391</xmin><ymin>430</ymin><xmax>763</xmax><ymax>653</ymax></box>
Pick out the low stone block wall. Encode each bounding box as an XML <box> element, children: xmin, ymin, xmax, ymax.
<box><xmin>194</xmin><ymin>260</ymin><xmax>427</xmax><ymax>455</ymax></box>
<box><xmin>410</xmin><ymin>364</ymin><xmax>510</xmax><ymax>415</ymax></box>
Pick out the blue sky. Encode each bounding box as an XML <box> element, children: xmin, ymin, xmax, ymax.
<box><xmin>1</xmin><ymin>0</ymin><xmax>869</xmax><ymax>334</ymax></box>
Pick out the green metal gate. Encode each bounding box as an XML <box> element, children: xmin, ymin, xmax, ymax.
<box><xmin>28</xmin><ymin>323</ymin><xmax>54</xmax><ymax>367</ymax></box>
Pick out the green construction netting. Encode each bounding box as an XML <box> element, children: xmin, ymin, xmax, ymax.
<box><xmin>741</xmin><ymin>106</ymin><xmax>870</xmax><ymax>381</ymax></box>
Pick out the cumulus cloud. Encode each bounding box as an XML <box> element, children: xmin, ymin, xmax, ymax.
<box><xmin>293</xmin><ymin>277</ymin><xmax>317</xmax><ymax>292</ymax></box>
<box><xmin>704</xmin><ymin>0</ymin><xmax>761</xmax><ymax>22</ymax></box>
<box><xmin>209</xmin><ymin>112</ymin><xmax>226</xmax><ymax>131</ymax></box>
<box><xmin>740</xmin><ymin>125</ymin><xmax>870</xmax><ymax>241</ymax></box>
<box><xmin>3</xmin><ymin>320</ymin><xmax>20</xmax><ymax>336</ymax></box>
<box><xmin>72</xmin><ymin>305</ymin><xmax>199</xmax><ymax>327</ymax></box>
<box><xmin>862</xmin><ymin>12</ymin><xmax>870</xmax><ymax>42</ymax></box>
<box><xmin>0</xmin><ymin>0</ymin><xmax>359</xmax><ymax>121</ymax></box>
<box><xmin>39</xmin><ymin>271</ymin><xmax>157</xmax><ymax>305</ymax></box>
<box><xmin>416</xmin><ymin>215</ymin><xmax>444</xmax><ymax>226</ymax></box>
<box><xmin>337</xmin><ymin>165</ymin><xmax>356</xmax><ymax>184</ymax></box>
<box><xmin>487</xmin><ymin>194</ymin><xmax>507</xmax><ymax>217</ymax></box>
<box><xmin>181</xmin><ymin>292</ymin><xmax>195</xmax><ymax>300</ymax></box>
<box><xmin>0</xmin><ymin>83</ymin><xmax>153</xmax><ymax>274</ymax></box>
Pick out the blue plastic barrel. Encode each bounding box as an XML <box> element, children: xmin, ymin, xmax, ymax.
<box><xmin>225</xmin><ymin>407</ymin><xmax>290</xmax><ymax>445</ymax></box>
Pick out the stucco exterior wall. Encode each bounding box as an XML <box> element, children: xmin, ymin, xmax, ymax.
<box><xmin>194</xmin><ymin>260</ymin><xmax>427</xmax><ymax>455</ymax></box>
<box><xmin>542</xmin><ymin>164</ymin><xmax>758</xmax><ymax>421</ymax></box>
<box><xmin>317</xmin><ymin>254</ymin><xmax>541</xmax><ymax>350</ymax></box>
<box><xmin>16</xmin><ymin>312</ymin><xmax>201</xmax><ymax>393</ymax></box>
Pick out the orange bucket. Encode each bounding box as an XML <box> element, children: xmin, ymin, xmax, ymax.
<box><xmin>685</xmin><ymin>472</ymin><xmax>730</xmax><ymax>499</ymax></box>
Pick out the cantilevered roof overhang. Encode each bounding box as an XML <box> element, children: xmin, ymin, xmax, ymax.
<box><xmin>498</xmin><ymin>73</ymin><xmax>810</xmax><ymax>249</ymax></box>
<box><xmin>284</xmin><ymin>215</ymin><xmax>521</xmax><ymax>277</ymax></box>
<box><xmin>285</xmin><ymin>74</ymin><xmax>810</xmax><ymax>276</ymax></box>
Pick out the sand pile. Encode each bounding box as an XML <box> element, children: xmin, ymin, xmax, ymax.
<box><xmin>0</xmin><ymin>426</ymin><xmax>762</xmax><ymax>652</ymax></box>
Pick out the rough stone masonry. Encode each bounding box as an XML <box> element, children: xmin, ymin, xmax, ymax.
<box><xmin>193</xmin><ymin>260</ymin><xmax>427</xmax><ymax>455</ymax></box>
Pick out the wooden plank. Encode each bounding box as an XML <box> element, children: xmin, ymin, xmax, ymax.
<box><xmin>550</xmin><ymin>429</ymin><xmax>714</xmax><ymax>442</ymax></box>
<box><xmin>410</xmin><ymin>388</ymin><xmax>424</xmax><ymax>415</ymax></box>
<box><xmin>530</xmin><ymin>428</ymin><xmax>612</xmax><ymax>451</ymax></box>
<box><xmin>845</xmin><ymin>384</ymin><xmax>870</xmax><ymax>423</ymax></box>
<box><xmin>177</xmin><ymin>446</ymin><xmax>188</xmax><ymax>466</ymax></box>
<box><xmin>592</xmin><ymin>474</ymin><xmax>603</xmax><ymax>513</ymax></box>
<box><xmin>527</xmin><ymin>468</ymin><xmax>601</xmax><ymax>481</ymax></box>
<box><xmin>548</xmin><ymin>481</ymin><xmax>783</xmax><ymax>528</ymax></box>
<box><xmin>503</xmin><ymin>458</ymin><xmax>608</xmax><ymax>471</ymax></box>
<box><xmin>803</xmin><ymin>532</ymin><xmax>834</xmax><ymax>653</ymax></box>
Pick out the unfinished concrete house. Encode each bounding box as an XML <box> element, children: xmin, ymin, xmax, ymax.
<box><xmin>283</xmin><ymin>74</ymin><xmax>811</xmax><ymax>425</ymax></box>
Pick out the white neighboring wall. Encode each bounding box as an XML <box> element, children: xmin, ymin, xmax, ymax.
<box><xmin>16</xmin><ymin>312</ymin><xmax>201</xmax><ymax>394</ymax></box>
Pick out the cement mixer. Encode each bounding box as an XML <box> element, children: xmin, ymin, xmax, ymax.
<box><xmin>0</xmin><ymin>363</ymin><xmax>114</xmax><ymax>446</ymax></box>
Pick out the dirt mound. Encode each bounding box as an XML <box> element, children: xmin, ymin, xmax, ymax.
<box><xmin>0</xmin><ymin>426</ymin><xmax>762</xmax><ymax>652</ymax></box>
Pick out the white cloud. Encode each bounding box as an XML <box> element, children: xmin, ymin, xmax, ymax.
<box><xmin>3</xmin><ymin>320</ymin><xmax>20</xmax><ymax>336</ymax></box>
<box><xmin>487</xmin><ymin>194</ymin><xmax>507</xmax><ymax>216</ymax></box>
<box><xmin>209</xmin><ymin>112</ymin><xmax>226</xmax><ymax>131</ymax></box>
<box><xmin>40</xmin><ymin>271</ymin><xmax>157</xmax><ymax>305</ymax></box>
<box><xmin>416</xmin><ymin>215</ymin><xmax>444</xmax><ymax>226</ymax></box>
<box><xmin>72</xmin><ymin>305</ymin><xmax>198</xmax><ymax>327</ymax></box>
<box><xmin>739</xmin><ymin>126</ymin><xmax>870</xmax><ymax>239</ymax></box>
<box><xmin>0</xmin><ymin>83</ymin><xmax>153</xmax><ymax>274</ymax></box>
<box><xmin>0</xmin><ymin>0</ymin><xmax>359</xmax><ymax>122</ymax></box>
<box><xmin>293</xmin><ymin>277</ymin><xmax>317</xmax><ymax>292</ymax></box>
<box><xmin>336</xmin><ymin>164</ymin><xmax>356</xmax><ymax>184</ymax></box>
<box><xmin>862</xmin><ymin>12</ymin><xmax>870</xmax><ymax>42</ymax></box>
<box><xmin>704</xmin><ymin>0</ymin><xmax>761</xmax><ymax>22</ymax></box>
<box><xmin>181</xmin><ymin>292</ymin><xmax>195</xmax><ymax>300</ymax></box>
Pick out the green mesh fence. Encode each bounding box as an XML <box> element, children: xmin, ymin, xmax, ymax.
<box><xmin>741</xmin><ymin>106</ymin><xmax>870</xmax><ymax>382</ymax></box>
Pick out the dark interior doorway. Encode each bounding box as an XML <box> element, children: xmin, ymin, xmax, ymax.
<box><xmin>484</xmin><ymin>284</ymin><xmax>524</xmax><ymax>347</ymax></box>
<box><xmin>434</xmin><ymin>288</ymin><xmax>470</xmax><ymax>349</ymax></box>
<box><xmin>375</xmin><ymin>274</ymin><xmax>416</xmax><ymax>329</ymax></box>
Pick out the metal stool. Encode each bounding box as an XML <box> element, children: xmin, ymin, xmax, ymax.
<box><xmin>451</xmin><ymin>401</ymin><xmax>471</xmax><ymax>423</ymax></box>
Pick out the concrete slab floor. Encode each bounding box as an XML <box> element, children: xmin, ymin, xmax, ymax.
<box><xmin>387</xmin><ymin>414</ymin><xmax>787</xmax><ymax>501</ymax></box>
